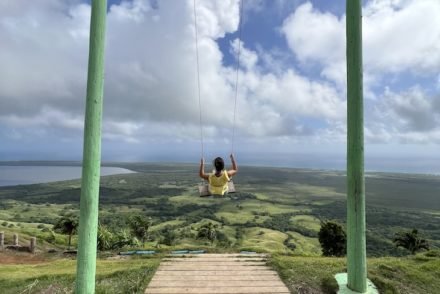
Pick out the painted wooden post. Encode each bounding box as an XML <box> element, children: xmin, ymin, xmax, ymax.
<box><xmin>346</xmin><ymin>0</ymin><xmax>367</xmax><ymax>292</ymax></box>
<box><xmin>30</xmin><ymin>237</ymin><xmax>36</xmax><ymax>253</ymax></box>
<box><xmin>75</xmin><ymin>0</ymin><xmax>107</xmax><ymax>293</ymax></box>
<box><xmin>13</xmin><ymin>233</ymin><xmax>18</xmax><ymax>246</ymax></box>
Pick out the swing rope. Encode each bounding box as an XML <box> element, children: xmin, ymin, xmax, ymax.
<box><xmin>194</xmin><ymin>0</ymin><xmax>244</xmax><ymax>158</ymax></box>
<box><xmin>193</xmin><ymin>0</ymin><xmax>204</xmax><ymax>159</ymax></box>
<box><xmin>231</xmin><ymin>0</ymin><xmax>244</xmax><ymax>155</ymax></box>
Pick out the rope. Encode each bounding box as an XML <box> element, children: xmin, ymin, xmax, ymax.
<box><xmin>231</xmin><ymin>0</ymin><xmax>244</xmax><ymax>154</ymax></box>
<box><xmin>193</xmin><ymin>0</ymin><xmax>204</xmax><ymax>158</ymax></box>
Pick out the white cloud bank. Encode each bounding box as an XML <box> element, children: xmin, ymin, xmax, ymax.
<box><xmin>282</xmin><ymin>0</ymin><xmax>440</xmax><ymax>144</ymax></box>
<box><xmin>0</xmin><ymin>0</ymin><xmax>439</xmax><ymax>157</ymax></box>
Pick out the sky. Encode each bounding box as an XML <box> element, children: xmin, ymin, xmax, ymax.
<box><xmin>0</xmin><ymin>0</ymin><xmax>439</xmax><ymax>170</ymax></box>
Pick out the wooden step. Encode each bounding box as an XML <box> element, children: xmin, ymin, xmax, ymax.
<box><xmin>145</xmin><ymin>254</ymin><xmax>289</xmax><ymax>294</ymax></box>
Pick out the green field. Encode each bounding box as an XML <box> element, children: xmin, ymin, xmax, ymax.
<box><xmin>0</xmin><ymin>163</ymin><xmax>439</xmax><ymax>293</ymax></box>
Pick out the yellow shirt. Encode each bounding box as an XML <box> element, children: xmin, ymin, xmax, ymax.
<box><xmin>208</xmin><ymin>170</ymin><xmax>229</xmax><ymax>195</ymax></box>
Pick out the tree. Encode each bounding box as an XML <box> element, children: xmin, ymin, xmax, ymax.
<box><xmin>53</xmin><ymin>215</ymin><xmax>78</xmax><ymax>250</ymax></box>
<box><xmin>197</xmin><ymin>222</ymin><xmax>218</xmax><ymax>243</ymax></box>
<box><xmin>393</xmin><ymin>229</ymin><xmax>430</xmax><ymax>255</ymax></box>
<box><xmin>318</xmin><ymin>221</ymin><xmax>346</xmax><ymax>257</ymax></box>
<box><xmin>128</xmin><ymin>215</ymin><xmax>151</xmax><ymax>246</ymax></box>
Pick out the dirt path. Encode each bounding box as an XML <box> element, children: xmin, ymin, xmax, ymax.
<box><xmin>0</xmin><ymin>252</ymin><xmax>47</xmax><ymax>264</ymax></box>
<box><xmin>145</xmin><ymin>253</ymin><xmax>290</xmax><ymax>294</ymax></box>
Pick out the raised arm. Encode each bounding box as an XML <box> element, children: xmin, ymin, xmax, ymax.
<box><xmin>199</xmin><ymin>158</ymin><xmax>209</xmax><ymax>180</ymax></box>
<box><xmin>227</xmin><ymin>154</ymin><xmax>238</xmax><ymax>177</ymax></box>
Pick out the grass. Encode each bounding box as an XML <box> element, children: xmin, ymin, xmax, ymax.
<box><xmin>0</xmin><ymin>220</ymin><xmax>70</xmax><ymax>250</ymax></box>
<box><xmin>0</xmin><ymin>257</ymin><xmax>160</xmax><ymax>294</ymax></box>
<box><xmin>0</xmin><ymin>162</ymin><xmax>439</xmax><ymax>292</ymax></box>
<box><xmin>241</xmin><ymin>227</ymin><xmax>289</xmax><ymax>253</ymax></box>
<box><xmin>270</xmin><ymin>251</ymin><xmax>440</xmax><ymax>294</ymax></box>
<box><xmin>291</xmin><ymin>215</ymin><xmax>322</xmax><ymax>233</ymax></box>
<box><xmin>287</xmin><ymin>231</ymin><xmax>321</xmax><ymax>256</ymax></box>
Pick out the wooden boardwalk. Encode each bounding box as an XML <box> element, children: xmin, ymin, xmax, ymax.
<box><xmin>145</xmin><ymin>253</ymin><xmax>290</xmax><ymax>294</ymax></box>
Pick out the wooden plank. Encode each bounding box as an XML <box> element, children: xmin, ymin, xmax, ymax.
<box><xmin>162</xmin><ymin>258</ymin><xmax>267</xmax><ymax>262</ymax></box>
<box><xmin>153</xmin><ymin>270</ymin><xmax>277</xmax><ymax>276</ymax></box>
<box><xmin>145</xmin><ymin>254</ymin><xmax>289</xmax><ymax>294</ymax></box>
<box><xmin>158</xmin><ymin>265</ymin><xmax>271</xmax><ymax>271</ymax></box>
<box><xmin>160</xmin><ymin>261</ymin><xmax>267</xmax><ymax>266</ymax></box>
<box><xmin>148</xmin><ymin>280</ymin><xmax>286</xmax><ymax>288</ymax></box>
<box><xmin>167</xmin><ymin>254</ymin><xmax>267</xmax><ymax>258</ymax></box>
<box><xmin>151</xmin><ymin>275</ymin><xmax>281</xmax><ymax>281</ymax></box>
<box><xmin>145</xmin><ymin>287</ymin><xmax>289</xmax><ymax>294</ymax></box>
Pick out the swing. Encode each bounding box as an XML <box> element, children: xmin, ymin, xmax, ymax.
<box><xmin>198</xmin><ymin>181</ymin><xmax>236</xmax><ymax>197</ymax></box>
<box><xmin>193</xmin><ymin>0</ymin><xmax>243</xmax><ymax>197</ymax></box>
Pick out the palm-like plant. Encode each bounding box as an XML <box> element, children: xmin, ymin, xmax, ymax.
<box><xmin>97</xmin><ymin>224</ymin><xmax>113</xmax><ymax>251</ymax></box>
<box><xmin>393</xmin><ymin>229</ymin><xmax>430</xmax><ymax>255</ymax></box>
<box><xmin>128</xmin><ymin>215</ymin><xmax>151</xmax><ymax>246</ymax></box>
<box><xmin>53</xmin><ymin>215</ymin><xmax>78</xmax><ymax>250</ymax></box>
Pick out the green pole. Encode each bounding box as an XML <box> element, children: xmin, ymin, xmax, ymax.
<box><xmin>75</xmin><ymin>0</ymin><xmax>107</xmax><ymax>293</ymax></box>
<box><xmin>346</xmin><ymin>0</ymin><xmax>367</xmax><ymax>292</ymax></box>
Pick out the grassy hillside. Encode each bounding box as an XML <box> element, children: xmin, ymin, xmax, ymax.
<box><xmin>0</xmin><ymin>163</ymin><xmax>439</xmax><ymax>293</ymax></box>
<box><xmin>0</xmin><ymin>251</ymin><xmax>439</xmax><ymax>293</ymax></box>
<box><xmin>0</xmin><ymin>255</ymin><xmax>160</xmax><ymax>294</ymax></box>
<box><xmin>0</xmin><ymin>163</ymin><xmax>439</xmax><ymax>256</ymax></box>
<box><xmin>271</xmin><ymin>250</ymin><xmax>440</xmax><ymax>294</ymax></box>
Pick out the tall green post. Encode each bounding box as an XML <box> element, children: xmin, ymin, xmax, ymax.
<box><xmin>75</xmin><ymin>0</ymin><xmax>107</xmax><ymax>293</ymax></box>
<box><xmin>346</xmin><ymin>0</ymin><xmax>366</xmax><ymax>292</ymax></box>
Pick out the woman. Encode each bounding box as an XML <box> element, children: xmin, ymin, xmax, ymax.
<box><xmin>199</xmin><ymin>154</ymin><xmax>238</xmax><ymax>196</ymax></box>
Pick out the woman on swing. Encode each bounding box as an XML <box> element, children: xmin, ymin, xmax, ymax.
<box><xmin>199</xmin><ymin>154</ymin><xmax>238</xmax><ymax>196</ymax></box>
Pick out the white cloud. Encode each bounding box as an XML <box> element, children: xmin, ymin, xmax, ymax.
<box><xmin>366</xmin><ymin>86</ymin><xmax>440</xmax><ymax>143</ymax></box>
<box><xmin>282</xmin><ymin>0</ymin><xmax>440</xmax><ymax>85</ymax></box>
<box><xmin>2</xmin><ymin>0</ymin><xmax>439</xmax><ymax>156</ymax></box>
<box><xmin>0</xmin><ymin>0</ymin><xmax>346</xmax><ymax>146</ymax></box>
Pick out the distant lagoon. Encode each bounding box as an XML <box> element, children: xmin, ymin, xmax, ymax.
<box><xmin>0</xmin><ymin>166</ymin><xmax>135</xmax><ymax>187</ymax></box>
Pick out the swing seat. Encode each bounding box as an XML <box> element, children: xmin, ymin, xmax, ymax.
<box><xmin>199</xmin><ymin>181</ymin><xmax>236</xmax><ymax>197</ymax></box>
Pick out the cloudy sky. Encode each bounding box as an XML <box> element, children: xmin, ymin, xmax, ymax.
<box><xmin>1</xmin><ymin>0</ymin><xmax>439</xmax><ymax>171</ymax></box>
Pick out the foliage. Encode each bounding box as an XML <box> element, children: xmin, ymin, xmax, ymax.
<box><xmin>128</xmin><ymin>215</ymin><xmax>151</xmax><ymax>246</ymax></box>
<box><xmin>393</xmin><ymin>229</ymin><xmax>430</xmax><ymax>255</ymax></box>
<box><xmin>97</xmin><ymin>225</ymin><xmax>113</xmax><ymax>251</ymax></box>
<box><xmin>158</xmin><ymin>226</ymin><xmax>177</xmax><ymax>246</ymax></box>
<box><xmin>197</xmin><ymin>222</ymin><xmax>218</xmax><ymax>243</ymax></box>
<box><xmin>53</xmin><ymin>215</ymin><xmax>78</xmax><ymax>250</ymax></box>
<box><xmin>318</xmin><ymin>221</ymin><xmax>346</xmax><ymax>257</ymax></box>
<box><xmin>97</xmin><ymin>225</ymin><xmax>139</xmax><ymax>251</ymax></box>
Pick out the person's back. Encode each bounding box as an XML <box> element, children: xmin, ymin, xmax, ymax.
<box><xmin>199</xmin><ymin>154</ymin><xmax>238</xmax><ymax>196</ymax></box>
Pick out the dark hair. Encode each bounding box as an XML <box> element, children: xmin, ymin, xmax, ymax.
<box><xmin>213</xmin><ymin>157</ymin><xmax>224</xmax><ymax>172</ymax></box>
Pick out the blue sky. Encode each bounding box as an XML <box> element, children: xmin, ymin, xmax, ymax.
<box><xmin>0</xmin><ymin>0</ymin><xmax>439</xmax><ymax>171</ymax></box>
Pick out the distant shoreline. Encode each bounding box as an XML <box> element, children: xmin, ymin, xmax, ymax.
<box><xmin>0</xmin><ymin>160</ymin><xmax>439</xmax><ymax>177</ymax></box>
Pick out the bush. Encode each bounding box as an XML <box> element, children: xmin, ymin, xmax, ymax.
<box><xmin>318</xmin><ymin>221</ymin><xmax>346</xmax><ymax>257</ymax></box>
<box><xmin>159</xmin><ymin>226</ymin><xmax>177</xmax><ymax>246</ymax></box>
<box><xmin>197</xmin><ymin>223</ymin><xmax>218</xmax><ymax>244</ymax></box>
<box><xmin>2</xmin><ymin>221</ymin><xmax>8</xmax><ymax>227</ymax></box>
<box><xmin>393</xmin><ymin>229</ymin><xmax>429</xmax><ymax>255</ymax></box>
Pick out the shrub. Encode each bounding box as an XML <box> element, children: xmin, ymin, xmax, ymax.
<box><xmin>197</xmin><ymin>222</ymin><xmax>218</xmax><ymax>243</ymax></box>
<box><xmin>318</xmin><ymin>221</ymin><xmax>346</xmax><ymax>257</ymax></box>
<box><xmin>159</xmin><ymin>226</ymin><xmax>177</xmax><ymax>246</ymax></box>
<box><xmin>393</xmin><ymin>229</ymin><xmax>429</xmax><ymax>255</ymax></box>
